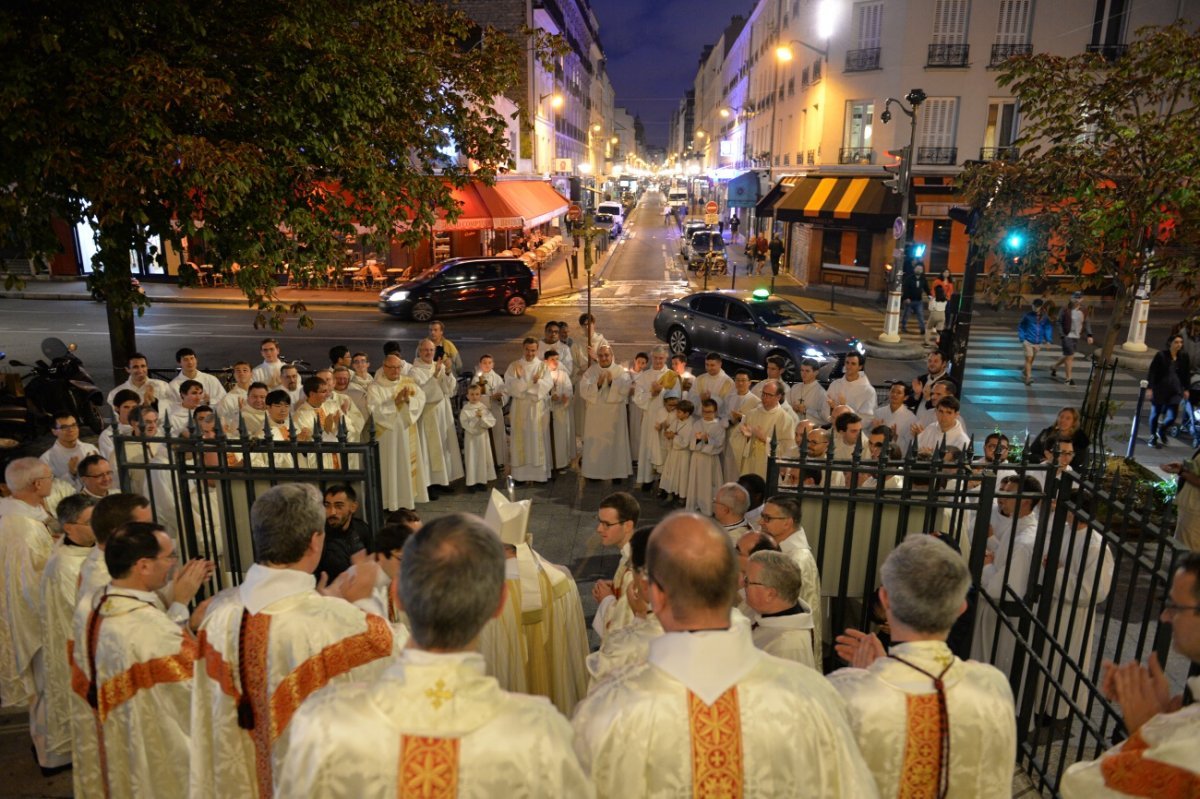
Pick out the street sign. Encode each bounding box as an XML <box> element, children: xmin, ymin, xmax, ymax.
<box><xmin>893</xmin><ymin>216</ymin><xmax>905</xmax><ymax>240</ymax></box>
<box><xmin>704</xmin><ymin>213</ymin><xmax>719</xmax><ymax>225</ymax></box>
<box><xmin>567</xmin><ymin>204</ymin><xmax>582</xmax><ymax>222</ymax></box>
<box><xmin>705</xmin><ymin>201</ymin><xmax>719</xmax><ymax>214</ymax></box>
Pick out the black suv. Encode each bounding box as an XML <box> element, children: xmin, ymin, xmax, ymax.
<box><xmin>378</xmin><ymin>257</ymin><xmax>539</xmax><ymax>321</ymax></box>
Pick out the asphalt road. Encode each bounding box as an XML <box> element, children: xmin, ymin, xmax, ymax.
<box><xmin>0</xmin><ymin>195</ymin><xmax>925</xmax><ymax>396</ymax></box>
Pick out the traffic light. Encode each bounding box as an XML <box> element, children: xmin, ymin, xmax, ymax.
<box><xmin>1005</xmin><ymin>231</ymin><xmax>1024</xmax><ymax>252</ymax></box>
<box><xmin>883</xmin><ymin>147</ymin><xmax>910</xmax><ymax>194</ymax></box>
<box><xmin>909</xmin><ymin>243</ymin><xmax>927</xmax><ymax>259</ymax></box>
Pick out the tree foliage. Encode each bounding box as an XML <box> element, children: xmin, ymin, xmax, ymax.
<box><xmin>959</xmin><ymin>21</ymin><xmax>1200</xmax><ymax>367</ymax></box>
<box><xmin>0</xmin><ymin>0</ymin><xmax>548</xmax><ymax>364</ymax></box>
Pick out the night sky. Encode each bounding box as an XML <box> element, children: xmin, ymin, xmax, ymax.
<box><xmin>593</xmin><ymin>0</ymin><xmax>751</xmax><ymax>151</ymax></box>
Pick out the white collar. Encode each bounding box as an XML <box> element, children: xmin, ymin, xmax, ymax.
<box><xmin>755</xmin><ymin>607</ymin><xmax>814</xmax><ymax>631</ymax></box>
<box><xmin>239</xmin><ymin>563</ymin><xmax>317</xmax><ymax>614</ymax></box>
<box><xmin>103</xmin><ymin>584</ymin><xmax>166</xmax><ymax>611</ymax></box>
<box><xmin>778</xmin><ymin>527</ymin><xmax>811</xmax><ymax>552</ymax></box>
<box><xmin>649</xmin><ymin>622</ymin><xmax>762</xmax><ymax>705</ymax></box>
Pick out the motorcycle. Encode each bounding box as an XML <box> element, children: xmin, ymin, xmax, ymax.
<box><xmin>4</xmin><ymin>338</ymin><xmax>105</xmax><ymax>437</ymax></box>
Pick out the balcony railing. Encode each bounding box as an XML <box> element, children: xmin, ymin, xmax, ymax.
<box><xmin>917</xmin><ymin>146</ymin><xmax>957</xmax><ymax>165</ymax></box>
<box><xmin>990</xmin><ymin>42</ymin><xmax>1032</xmax><ymax>66</ymax></box>
<box><xmin>1086</xmin><ymin>43</ymin><xmax>1128</xmax><ymax>61</ymax></box>
<box><xmin>927</xmin><ymin>43</ymin><xmax>970</xmax><ymax>67</ymax></box>
<box><xmin>979</xmin><ymin>146</ymin><xmax>1019</xmax><ymax>162</ymax></box>
<box><xmin>839</xmin><ymin>147</ymin><xmax>875</xmax><ymax>165</ymax></box>
<box><xmin>845</xmin><ymin>47</ymin><xmax>881</xmax><ymax>72</ymax></box>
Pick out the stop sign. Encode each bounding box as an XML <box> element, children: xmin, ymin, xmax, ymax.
<box><xmin>567</xmin><ymin>204</ymin><xmax>582</xmax><ymax>221</ymax></box>
<box><xmin>705</xmin><ymin>201</ymin><xmax>718</xmax><ymax>214</ymax></box>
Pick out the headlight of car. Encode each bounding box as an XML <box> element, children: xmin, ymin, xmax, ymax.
<box><xmin>386</xmin><ymin>291</ymin><xmax>409</xmax><ymax>303</ymax></box>
<box><xmin>803</xmin><ymin>347</ymin><xmax>829</xmax><ymax>361</ymax></box>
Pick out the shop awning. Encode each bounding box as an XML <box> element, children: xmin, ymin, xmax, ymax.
<box><xmin>774</xmin><ymin>176</ymin><xmax>901</xmax><ymax>225</ymax></box>
<box><xmin>491</xmin><ymin>180</ymin><xmax>570</xmax><ymax>229</ymax></box>
<box><xmin>436</xmin><ymin>181</ymin><xmax>523</xmax><ymax>231</ymax></box>
<box><xmin>755</xmin><ymin>175</ymin><xmax>803</xmax><ymax>217</ymax></box>
<box><xmin>725</xmin><ymin>171</ymin><xmax>761</xmax><ymax>208</ymax></box>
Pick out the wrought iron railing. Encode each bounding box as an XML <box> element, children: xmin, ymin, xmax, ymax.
<box><xmin>845</xmin><ymin>47</ymin><xmax>881</xmax><ymax>72</ymax></box>
<box><xmin>1086</xmin><ymin>43</ymin><xmax>1128</xmax><ymax>61</ymax></box>
<box><xmin>990</xmin><ymin>42</ymin><xmax>1032</xmax><ymax>66</ymax></box>
<box><xmin>917</xmin><ymin>146</ymin><xmax>958</xmax><ymax>165</ymax></box>
<box><xmin>927</xmin><ymin>43</ymin><xmax>970</xmax><ymax>67</ymax></box>
<box><xmin>838</xmin><ymin>147</ymin><xmax>875</xmax><ymax>165</ymax></box>
<box><xmin>979</xmin><ymin>146</ymin><xmax>1020</xmax><ymax>161</ymax></box>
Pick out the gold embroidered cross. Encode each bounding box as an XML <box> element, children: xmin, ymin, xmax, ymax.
<box><xmin>425</xmin><ymin>679</ymin><xmax>454</xmax><ymax>709</ymax></box>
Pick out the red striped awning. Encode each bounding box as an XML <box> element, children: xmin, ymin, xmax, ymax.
<box><xmin>774</xmin><ymin>177</ymin><xmax>900</xmax><ymax>225</ymax></box>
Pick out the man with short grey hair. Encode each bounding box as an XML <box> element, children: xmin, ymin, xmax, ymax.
<box><xmin>745</xmin><ymin>550</ymin><xmax>817</xmax><ymax>670</ymax></box>
<box><xmin>0</xmin><ymin>458</ymin><xmax>59</xmax><ymax>769</ymax></box>
<box><xmin>831</xmin><ymin>535</ymin><xmax>1015</xmax><ymax>799</ymax></box>
<box><xmin>573</xmin><ymin>512</ymin><xmax>875</xmax><ymax>796</ymax></box>
<box><xmin>190</xmin><ymin>483</ymin><xmax>398</xmax><ymax>798</ymax></box>
<box><xmin>713</xmin><ymin>482</ymin><xmax>752</xmax><ymax>543</ymax></box>
<box><xmin>277</xmin><ymin>513</ymin><xmax>592</xmax><ymax>796</ymax></box>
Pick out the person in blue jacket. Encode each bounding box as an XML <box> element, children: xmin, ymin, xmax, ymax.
<box><xmin>1018</xmin><ymin>298</ymin><xmax>1055</xmax><ymax>386</ymax></box>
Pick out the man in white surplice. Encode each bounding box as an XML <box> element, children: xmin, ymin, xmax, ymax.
<box><xmin>689</xmin><ymin>352</ymin><xmax>735</xmax><ymax>418</ymax></box>
<box><xmin>758</xmin><ymin>494</ymin><xmax>823</xmax><ymax>660</ymax></box>
<box><xmin>580</xmin><ymin>345</ymin><xmax>633</xmax><ymax>480</ymax></box>
<box><xmin>744</xmin><ymin>550</ymin><xmax>818</xmax><ymax>671</ymax></box>
<box><xmin>633</xmin><ymin>347</ymin><xmax>670</xmax><ymax>489</ymax></box>
<box><xmin>590</xmin><ymin>492</ymin><xmax>641</xmax><ymax>638</ymax></box>
<box><xmin>0</xmin><ymin>458</ymin><xmax>61</xmax><ymax>769</ymax></box>
<box><xmin>409</xmin><ymin>339</ymin><xmax>464</xmax><ymax>494</ymax></box>
<box><xmin>367</xmin><ymin>355</ymin><xmax>428</xmax><ymax>511</ymax></box>
<box><xmin>35</xmin><ymin>494</ymin><xmax>95</xmax><ymax>772</ymax></box>
<box><xmin>738</xmin><ymin>379</ymin><xmax>798</xmax><ymax>480</ymax></box>
<box><xmin>545</xmin><ymin>350</ymin><xmax>574</xmax><ymax>471</ymax></box>
<box><xmin>572</xmin><ymin>512</ymin><xmax>877</xmax><ymax>798</ymax></box>
<box><xmin>70</xmin><ymin>522</ymin><xmax>208</xmax><ymax>797</ymax></box>
<box><xmin>504</xmin><ymin>338</ymin><xmax>553</xmax><ymax>484</ymax></box>
<box><xmin>570</xmin><ymin>313</ymin><xmax>609</xmax><ymax>435</ymax></box>
<box><xmin>276</xmin><ymin>512</ymin><xmax>592</xmax><ymax>798</ymax></box>
<box><xmin>189</xmin><ymin>484</ymin><xmax>398</xmax><ymax>799</ymax></box>
<box><xmin>830</xmin><ymin>535</ymin><xmax>1016</xmax><ymax>799</ymax></box>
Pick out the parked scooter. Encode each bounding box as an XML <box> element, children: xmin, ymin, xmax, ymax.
<box><xmin>4</xmin><ymin>338</ymin><xmax>105</xmax><ymax>437</ymax></box>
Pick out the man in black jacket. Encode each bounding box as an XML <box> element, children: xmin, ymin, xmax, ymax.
<box><xmin>899</xmin><ymin>263</ymin><xmax>928</xmax><ymax>335</ymax></box>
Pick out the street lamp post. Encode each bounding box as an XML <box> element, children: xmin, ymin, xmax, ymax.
<box><xmin>878</xmin><ymin>88</ymin><xmax>926</xmax><ymax>344</ymax></box>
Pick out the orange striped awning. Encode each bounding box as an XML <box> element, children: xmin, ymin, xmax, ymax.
<box><xmin>773</xmin><ymin>177</ymin><xmax>901</xmax><ymax>225</ymax></box>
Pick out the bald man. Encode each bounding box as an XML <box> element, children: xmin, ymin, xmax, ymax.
<box><xmin>573</xmin><ymin>512</ymin><xmax>875</xmax><ymax>797</ymax></box>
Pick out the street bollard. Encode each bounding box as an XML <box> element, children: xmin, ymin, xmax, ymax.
<box><xmin>830</xmin><ymin>285</ymin><xmax>836</xmax><ymax>311</ymax></box>
<box><xmin>1126</xmin><ymin>380</ymin><xmax>1149</xmax><ymax>459</ymax></box>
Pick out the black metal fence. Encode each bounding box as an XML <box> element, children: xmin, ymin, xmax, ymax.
<box><xmin>766</xmin><ymin>440</ymin><xmax>1186</xmax><ymax>795</ymax></box>
<box><xmin>112</xmin><ymin>414</ymin><xmax>383</xmax><ymax>590</ymax></box>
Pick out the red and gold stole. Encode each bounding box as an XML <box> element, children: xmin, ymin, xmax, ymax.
<box><xmin>688</xmin><ymin>687</ymin><xmax>744</xmax><ymax>799</ymax></box>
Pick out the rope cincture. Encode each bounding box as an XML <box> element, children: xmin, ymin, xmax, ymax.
<box><xmin>236</xmin><ymin>609</ymin><xmax>256</xmax><ymax>730</ymax></box>
<box><xmin>890</xmin><ymin>653</ymin><xmax>955</xmax><ymax>799</ymax></box>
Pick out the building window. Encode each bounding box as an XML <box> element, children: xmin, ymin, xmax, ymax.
<box><xmin>928</xmin><ymin>0</ymin><xmax>970</xmax><ymax>66</ymax></box>
<box><xmin>821</xmin><ymin>230</ymin><xmax>872</xmax><ymax>268</ymax></box>
<box><xmin>928</xmin><ymin>220</ymin><xmax>952</xmax><ymax>273</ymax></box>
<box><xmin>991</xmin><ymin>0</ymin><xmax>1032</xmax><ymax>65</ymax></box>
<box><xmin>917</xmin><ymin>97</ymin><xmax>959</xmax><ymax>165</ymax></box>
<box><xmin>1089</xmin><ymin>0</ymin><xmax>1130</xmax><ymax>55</ymax></box>
<box><xmin>981</xmin><ymin>99</ymin><xmax>1018</xmax><ymax>160</ymax></box>
<box><xmin>847</xmin><ymin>1</ymin><xmax>883</xmax><ymax>71</ymax></box>
<box><xmin>841</xmin><ymin>100</ymin><xmax>874</xmax><ymax>164</ymax></box>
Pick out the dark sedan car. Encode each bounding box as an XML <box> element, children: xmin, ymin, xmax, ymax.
<box><xmin>379</xmin><ymin>257</ymin><xmax>538</xmax><ymax>321</ymax></box>
<box><xmin>652</xmin><ymin>290</ymin><xmax>865</xmax><ymax>380</ymax></box>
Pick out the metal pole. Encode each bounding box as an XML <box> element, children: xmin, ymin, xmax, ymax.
<box><xmin>1127</xmin><ymin>380</ymin><xmax>1149</xmax><ymax>458</ymax></box>
<box><xmin>880</xmin><ymin>90</ymin><xmax>925</xmax><ymax>343</ymax></box>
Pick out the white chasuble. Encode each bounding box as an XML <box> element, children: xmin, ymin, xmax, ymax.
<box><xmin>367</xmin><ymin>375</ymin><xmax>428</xmax><ymax>510</ymax></box>
<box><xmin>37</xmin><ymin>540</ymin><xmax>90</xmax><ymax>762</ymax></box>
<box><xmin>633</xmin><ymin>367</ymin><xmax>670</xmax><ymax>483</ymax></box>
<box><xmin>586</xmin><ymin>614</ymin><xmax>663</xmax><ymax>693</ymax></box>
<box><xmin>580</xmin><ymin>363</ymin><xmax>633</xmax><ymax>480</ymax></box>
<box><xmin>690</xmin><ymin>370</ymin><xmax>735</xmax><ymax>418</ymax></box>
<box><xmin>70</xmin><ymin>589</ymin><xmax>198</xmax><ymax>799</ymax></box>
<box><xmin>189</xmin><ymin>565</ymin><xmax>398</xmax><ymax>799</ymax></box>
<box><xmin>0</xmin><ymin>504</ymin><xmax>55</xmax><ymax>706</ymax></box>
<box><xmin>828</xmin><ymin>640</ymin><xmax>1016</xmax><ymax>799</ymax></box>
<box><xmin>517</xmin><ymin>550</ymin><xmax>589</xmax><ymax>716</ymax></box>
<box><xmin>591</xmin><ymin>545</ymin><xmax>636</xmax><ymax>639</ymax></box>
<box><xmin>409</xmin><ymin>360</ymin><xmax>464</xmax><ymax>486</ymax></box>
<box><xmin>547</xmin><ymin>367</ymin><xmax>575</xmax><ymax>470</ymax></box>
<box><xmin>1060</xmin><ymin>677</ymin><xmax>1200</xmax><ymax>798</ymax></box>
<box><xmin>572</xmin><ymin>624</ymin><xmax>877</xmax><ymax>798</ymax></box>
<box><xmin>275</xmin><ymin>649</ymin><xmax>592</xmax><ymax>798</ymax></box>
<box><xmin>738</xmin><ymin>404</ymin><xmax>797</xmax><ymax>480</ymax></box>
<box><xmin>503</xmin><ymin>357</ymin><xmax>553</xmax><ymax>482</ymax></box>
<box><xmin>475</xmin><ymin>565</ymin><xmax>527</xmax><ymax>694</ymax></box>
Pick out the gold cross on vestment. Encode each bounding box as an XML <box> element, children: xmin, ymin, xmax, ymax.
<box><xmin>425</xmin><ymin>679</ymin><xmax>454</xmax><ymax>709</ymax></box>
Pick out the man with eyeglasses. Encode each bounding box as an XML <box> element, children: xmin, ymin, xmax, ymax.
<box><xmin>70</xmin><ymin>522</ymin><xmax>209</xmax><ymax>796</ymax></box>
<box><xmin>738</xmin><ymin>379</ymin><xmax>797</xmax><ymax>480</ymax></box>
<box><xmin>40</xmin><ymin>412</ymin><xmax>99</xmax><ymax>488</ymax></box>
<box><xmin>591</xmin><ymin>492</ymin><xmax>641</xmax><ymax>638</ymax></box>
<box><xmin>0</xmin><ymin>459</ymin><xmax>59</xmax><ymax>770</ymax></box>
<box><xmin>744</xmin><ymin>550</ymin><xmax>818</xmax><ymax>670</ymax></box>
<box><xmin>1061</xmin><ymin>552</ymin><xmax>1200</xmax><ymax>796</ymax></box>
<box><xmin>573</xmin><ymin>512</ymin><xmax>875</xmax><ymax>797</ymax></box>
<box><xmin>757</xmin><ymin>495</ymin><xmax>822</xmax><ymax>657</ymax></box>
<box><xmin>76</xmin><ymin>454</ymin><xmax>118</xmax><ymax>499</ymax></box>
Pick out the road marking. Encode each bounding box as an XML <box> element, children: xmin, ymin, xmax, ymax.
<box><xmin>615</xmin><ymin>285</ymin><xmax>631</xmax><ymax>297</ymax></box>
